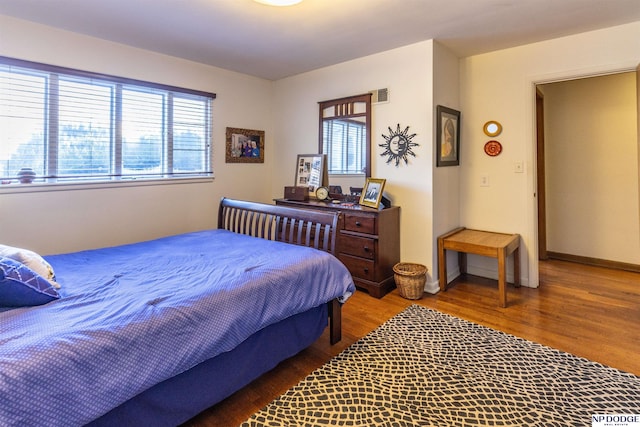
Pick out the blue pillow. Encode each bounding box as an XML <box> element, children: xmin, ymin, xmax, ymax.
<box><xmin>0</xmin><ymin>256</ymin><xmax>60</xmax><ymax>307</ymax></box>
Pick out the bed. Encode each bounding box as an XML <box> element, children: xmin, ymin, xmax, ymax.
<box><xmin>0</xmin><ymin>197</ymin><xmax>355</xmax><ymax>427</ymax></box>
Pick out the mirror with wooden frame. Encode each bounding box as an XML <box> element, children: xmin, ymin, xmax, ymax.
<box><xmin>318</xmin><ymin>93</ymin><xmax>372</xmax><ymax>178</ymax></box>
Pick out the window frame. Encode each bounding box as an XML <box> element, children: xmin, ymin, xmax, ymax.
<box><xmin>0</xmin><ymin>55</ymin><xmax>216</xmax><ymax>191</ymax></box>
<box><xmin>318</xmin><ymin>93</ymin><xmax>371</xmax><ymax>177</ymax></box>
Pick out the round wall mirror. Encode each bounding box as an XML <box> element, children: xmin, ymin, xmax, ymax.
<box><xmin>483</xmin><ymin>120</ymin><xmax>502</xmax><ymax>137</ymax></box>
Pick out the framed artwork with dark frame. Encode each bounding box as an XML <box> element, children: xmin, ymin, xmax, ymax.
<box><xmin>359</xmin><ymin>177</ymin><xmax>386</xmax><ymax>209</ymax></box>
<box><xmin>226</xmin><ymin>127</ymin><xmax>264</xmax><ymax>163</ymax></box>
<box><xmin>436</xmin><ymin>106</ymin><xmax>460</xmax><ymax>167</ymax></box>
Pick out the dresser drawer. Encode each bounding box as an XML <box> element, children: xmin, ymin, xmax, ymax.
<box><xmin>340</xmin><ymin>234</ymin><xmax>375</xmax><ymax>259</ymax></box>
<box><xmin>338</xmin><ymin>254</ymin><xmax>376</xmax><ymax>281</ymax></box>
<box><xmin>274</xmin><ymin>199</ymin><xmax>400</xmax><ymax>298</ymax></box>
<box><xmin>343</xmin><ymin>214</ymin><xmax>376</xmax><ymax>234</ymax></box>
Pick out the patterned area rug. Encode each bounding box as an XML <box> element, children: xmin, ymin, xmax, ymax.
<box><xmin>242</xmin><ymin>305</ymin><xmax>640</xmax><ymax>426</ymax></box>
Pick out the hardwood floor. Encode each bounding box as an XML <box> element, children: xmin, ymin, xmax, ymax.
<box><xmin>185</xmin><ymin>260</ymin><xmax>640</xmax><ymax>426</ymax></box>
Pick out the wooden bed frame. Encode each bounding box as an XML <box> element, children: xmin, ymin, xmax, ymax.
<box><xmin>86</xmin><ymin>198</ymin><xmax>348</xmax><ymax>426</ymax></box>
<box><xmin>218</xmin><ymin>197</ymin><xmax>343</xmax><ymax>343</ymax></box>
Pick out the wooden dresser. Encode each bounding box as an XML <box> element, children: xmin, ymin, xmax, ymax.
<box><xmin>275</xmin><ymin>199</ymin><xmax>400</xmax><ymax>298</ymax></box>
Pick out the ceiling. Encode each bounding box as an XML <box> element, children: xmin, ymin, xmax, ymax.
<box><xmin>0</xmin><ymin>0</ymin><xmax>638</xmax><ymax>80</ymax></box>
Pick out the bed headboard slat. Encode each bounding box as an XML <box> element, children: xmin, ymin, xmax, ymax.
<box><xmin>218</xmin><ymin>197</ymin><xmax>339</xmax><ymax>255</ymax></box>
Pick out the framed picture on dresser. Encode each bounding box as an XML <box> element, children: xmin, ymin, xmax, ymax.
<box><xmin>359</xmin><ymin>178</ymin><xmax>386</xmax><ymax>209</ymax></box>
<box><xmin>294</xmin><ymin>154</ymin><xmax>328</xmax><ymax>196</ymax></box>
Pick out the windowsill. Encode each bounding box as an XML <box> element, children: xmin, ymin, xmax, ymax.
<box><xmin>328</xmin><ymin>173</ymin><xmax>366</xmax><ymax>178</ymax></box>
<box><xmin>0</xmin><ymin>176</ymin><xmax>214</xmax><ymax>194</ymax></box>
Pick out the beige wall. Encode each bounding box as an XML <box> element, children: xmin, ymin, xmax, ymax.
<box><xmin>542</xmin><ymin>73</ymin><xmax>639</xmax><ymax>264</ymax></box>
<box><xmin>432</xmin><ymin>42</ymin><xmax>462</xmax><ymax>289</ymax></box>
<box><xmin>0</xmin><ymin>15</ymin><xmax>275</xmax><ymax>254</ymax></box>
<box><xmin>273</xmin><ymin>41</ymin><xmax>443</xmax><ymax>288</ymax></box>
<box><xmin>2</xmin><ymin>13</ymin><xmax>638</xmax><ymax>288</ymax></box>
<box><xmin>459</xmin><ymin>21</ymin><xmax>640</xmax><ymax>286</ymax></box>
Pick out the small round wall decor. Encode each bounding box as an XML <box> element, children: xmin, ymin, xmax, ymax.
<box><xmin>483</xmin><ymin>120</ymin><xmax>502</xmax><ymax>137</ymax></box>
<box><xmin>379</xmin><ymin>124</ymin><xmax>419</xmax><ymax>166</ymax></box>
<box><xmin>484</xmin><ymin>140</ymin><xmax>502</xmax><ymax>157</ymax></box>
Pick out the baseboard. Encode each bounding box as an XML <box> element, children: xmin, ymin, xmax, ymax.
<box><xmin>427</xmin><ymin>266</ymin><xmax>461</xmax><ymax>294</ymax></box>
<box><xmin>546</xmin><ymin>252</ymin><xmax>640</xmax><ymax>273</ymax></box>
<box><xmin>424</xmin><ymin>279</ymin><xmax>440</xmax><ymax>295</ymax></box>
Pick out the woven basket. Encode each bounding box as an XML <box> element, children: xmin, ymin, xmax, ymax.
<box><xmin>393</xmin><ymin>262</ymin><xmax>427</xmax><ymax>300</ymax></box>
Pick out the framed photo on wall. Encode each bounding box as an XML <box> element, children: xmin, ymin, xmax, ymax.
<box><xmin>294</xmin><ymin>154</ymin><xmax>328</xmax><ymax>196</ymax></box>
<box><xmin>436</xmin><ymin>105</ymin><xmax>460</xmax><ymax>167</ymax></box>
<box><xmin>226</xmin><ymin>127</ymin><xmax>264</xmax><ymax>163</ymax></box>
<box><xmin>359</xmin><ymin>178</ymin><xmax>386</xmax><ymax>209</ymax></box>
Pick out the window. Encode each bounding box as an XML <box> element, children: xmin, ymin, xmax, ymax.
<box><xmin>322</xmin><ymin>119</ymin><xmax>366</xmax><ymax>174</ymax></box>
<box><xmin>0</xmin><ymin>56</ymin><xmax>215</xmax><ymax>186</ymax></box>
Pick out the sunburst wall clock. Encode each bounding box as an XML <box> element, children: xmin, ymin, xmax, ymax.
<box><xmin>379</xmin><ymin>124</ymin><xmax>419</xmax><ymax>166</ymax></box>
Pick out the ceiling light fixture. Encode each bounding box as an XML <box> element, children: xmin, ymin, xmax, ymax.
<box><xmin>254</xmin><ymin>0</ymin><xmax>303</xmax><ymax>6</ymax></box>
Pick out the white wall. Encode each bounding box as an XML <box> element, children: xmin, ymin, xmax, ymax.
<box><xmin>0</xmin><ymin>15</ymin><xmax>275</xmax><ymax>255</ymax></box>
<box><xmin>543</xmin><ymin>72</ymin><xmax>639</xmax><ymax>264</ymax></box>
<box><xmin>459</xmin><ymin>21</ymin><xmax>640</xmax><ymax>286</ymax></box>
<box><xmin>273</xmin><ymin>41</ymin><xmax>439</xmax><ymax>284</ymax></box>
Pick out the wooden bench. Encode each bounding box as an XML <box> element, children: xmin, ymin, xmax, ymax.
<box><xmin>438</xmin><ymin>227</ymin><xmax>520</xmax><ymax>307</ymax></box>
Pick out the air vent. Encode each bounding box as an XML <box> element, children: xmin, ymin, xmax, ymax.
<box><xmin>370</xmin><ymin>88</ymin><xmax>389</xmax><ymax>104</ymax></box>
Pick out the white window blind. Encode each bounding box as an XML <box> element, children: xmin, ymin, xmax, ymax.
<box><xmin>0</xmin><ymin>56</ymin><xmax>215</xmax><ymax>185</ymax></box>
<box><xmin>323</xmin><ymin>119</ymin><xmax>366</xmax><ymax>174</ymax></box>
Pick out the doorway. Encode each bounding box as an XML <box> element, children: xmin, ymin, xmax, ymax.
<box><xmin>535</xmin><ymin>72</ymin><xmax>640</xmax><ymax>272</ymax></box>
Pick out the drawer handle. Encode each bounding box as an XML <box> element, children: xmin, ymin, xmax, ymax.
<box><xmin>363</xmin><ymin>246</ymin><xmax>370</xmax><ymax>252</ymax></box>
<box><xmin>355</xmin><ymin>221</ymin><xmax>361</xmax><ymax>227</ymax></box>
<box><xmin>363</xmin><ymin>267</ymin><xmax>369</xmax><ymax>273</ymax></box>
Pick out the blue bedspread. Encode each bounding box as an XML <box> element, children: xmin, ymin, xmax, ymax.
<box><xmin>0</xmin><ymin>230</ymin><xmax>354</xmax><ymax>426</ymax></box>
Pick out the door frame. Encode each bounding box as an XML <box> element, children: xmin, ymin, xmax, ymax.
<box><xmin>535</xmin><ymin>88</ymin><xmax>547</xmax><ymax>260</ymax></box>
<box><xmin>528</xmin><ymin>64</ymin><xmax>637</xmax><ymax>286</ymax></box>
